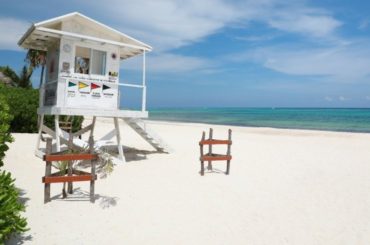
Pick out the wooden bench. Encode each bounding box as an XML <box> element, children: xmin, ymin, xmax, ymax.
<box><xmin>199</xmin><ymin>128</ymin><xmax>232</xmax><ymax>176</ymax></box>
<box><xmin>42</xmin><ymin>136</ymin><xmax>97</xmax><ymax>203</ymax></box>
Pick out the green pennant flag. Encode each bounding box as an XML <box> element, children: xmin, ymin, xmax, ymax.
<box><xmin>68</xmin><ymin>81</ymin><xmax>76</xmax><ymax>87</ymax></box>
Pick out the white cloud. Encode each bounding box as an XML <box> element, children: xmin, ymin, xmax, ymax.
<box><xmin>90</xmin><ymin>0</ymin><xmax>243</xmax><ymax>52</ymax></box>
<box><xmin>50</xmin><ymin>0</ymin><xmax>343</xmax><ymax>51</ymax></box>
<box><xmin>0</xmin><ymin>18</ymin><xmax>29</xmax><ymax>50</ymax></box>
<box><xmin>338</xmin><ymin>96</ymin><xmax>350</xmax><ymax>101</ymax></box>
<box><xmin>268</xmin><ymin>14</ymin><xmax>341</xmax><ymax>38</ymax></box>
<box><xmin>234</xmin><ymin>41</ymin><xmax>370</xmax><ymax>82</ymax></box>
<box><xmin>0</xmin><ymin>0</ymin><xmax>346</xmax><ymax>74</ymax></box>
<box><xmin>235</xmin><ymin>34</ymin><xmax>277</xmax><ymax>42</ymax></box>
<box><xmin>325</xmin><ymin>96</ymin><xmax>333</xmax><ymax>101</ymax></box>
<box><xmin>121</xmin><ymin>53</ymin><xmax>214</xmax><ymax>73</ymax></box>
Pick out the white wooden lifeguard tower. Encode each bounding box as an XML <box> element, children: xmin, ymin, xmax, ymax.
<box><xmin>18</xmin><ymin>12</ymin><xmax>168</xmax><ymax>162</ymax></box>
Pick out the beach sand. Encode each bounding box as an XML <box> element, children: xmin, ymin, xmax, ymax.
<box><xmin>4</xmin><ymin>118</ymin><xmax>370</xmax><ymax>245</ymax></box>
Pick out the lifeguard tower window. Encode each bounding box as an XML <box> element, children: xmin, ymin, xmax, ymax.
<box><xmin>74</xmin><ymin>46</ymin><xmax>106</xmax><ymax>75</ymax></box>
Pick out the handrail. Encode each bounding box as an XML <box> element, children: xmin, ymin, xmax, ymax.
<box><xmin>119</xmin><ymin>83</ymin><xmax>144</xmax><ymax>89</ymax></box>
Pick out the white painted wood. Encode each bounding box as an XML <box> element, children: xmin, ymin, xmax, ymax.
<box><xmin>36</xmin><ymin>114</ymin><xmax>44</xmax><ymax>152</ymax></box>
<box><xmin>19</xmin><ymin>12</ymin><xmax>152</xmax><ymax>51</ymax></box>
<box><xmin>99</xmin><ymin>129</ymin><xmax>116</xmax><ymax>141</ymax></box>
<box><xmin>72</xmin><ymin>124</ymin><xmax>93</xmax><ymax>137</ymax></box>
<box><xmin>90</xmin><ymin>116</ymin><xmax>96</xmax><ymax>138</ymax></box>
<box><xmin>142</xmin><ymin>51</ymin><xmax>146</xmax><ymax>112</ymax></box>
<box><xmin>114</xmin><ymin>117</ymin><xmax>125</xmax><ymax>163</ymax></box>
<box><xmin>37</xmin><ymin>107</ymin><xmax>148</xmax><ymax>118</ymax></box>
<box><xmin>119</xmin><ymin>83</ymin><xmax>144</xmax><ymax>88</ymax></box>
<box><xmin>54</xmin><ymin>115</ymin><xmax>61</xmax><ymax>152</ymax></box>
<box><xmin>123</xmin><ymin>118</ymin><xmax>172</xmax><ymax>153</ymax></box>
<box><xmin>21</xmin><ymin>13</ymin><xmax>155</xmax><ymax>163</ymax></box>
<box><xmin>36</xmin><ymin>27</ymin><xmax>150</xmax><ymax>51</ymax></box>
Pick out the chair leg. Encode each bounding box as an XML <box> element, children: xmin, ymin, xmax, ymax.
<box><xmin>201</xmin><ymin>161</ymin><xmax>205</xmax><ymax>176</ymax></box>
<box><xmin>226</xmin><ymin>160</ymin><xmax>230</xmax><ymax>175</ymax></box>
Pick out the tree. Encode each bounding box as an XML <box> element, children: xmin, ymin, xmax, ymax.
<box><xmin>17</xmin><ymin>66</ymin><xmax>32</xmax><ymax>89</ymax></box>
<box><xmin>0</xmin><ymin>66</ymin><xmax>19</xmax><ymax>87</ymax></box>
<box><xmin>0</xmin><ymin>66</ymin><xmax>32</xmax><ymax>88</ymax></box>
<box><xmin>25</xmin><ymin>49</ymin><xmax>47</xmax><ymax>88</ymax></box>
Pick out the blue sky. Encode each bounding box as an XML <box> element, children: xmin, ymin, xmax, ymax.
<box><xmin>1</xmin><ymin>0</ymin><xmax>370</xmax><ymax>108</ymax></box>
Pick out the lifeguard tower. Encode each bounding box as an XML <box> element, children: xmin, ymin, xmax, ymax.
<box><xmin>18</xmin><ymin>12</ymin><xmax>169</xmax><ymax>162</ymax></box>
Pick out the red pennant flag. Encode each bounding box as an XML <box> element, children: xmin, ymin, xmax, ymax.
<box><xmin>91</xmin><ymin>83</ymin><xmax>101</xmax><ymax>90</ymax></box>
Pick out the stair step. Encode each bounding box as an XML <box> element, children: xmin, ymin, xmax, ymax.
<box><xmin>124</xmin><ymin>118</ymin><xmax>170</xmax><ymax>153</ymax></box>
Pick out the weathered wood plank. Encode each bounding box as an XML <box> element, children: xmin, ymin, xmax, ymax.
<box><xmin>72</xmin><ymin>123</ymin><xmax>93</xmax><ymax>137</ymax></box>
<box><xmin>89</xmin><ymin>136</ymin><xmax>96</xmax><ymax>203</ymax></box>
<box><xmin>200</xmin><ymin>131</ymin><xmax>205</xmax><ymax>176</ymax></box>
<box><xmin>43</xmin><ymin>153</ymin><xmax>98</xmax><ymax>162</ymax></box>
<box><xmin>226</xmin><ymin>129</ymin><xmax>232</xmax><ymax>175</ymax></box>
<box><xmin>201</xmin><ymin>155</ymin><xmax>232</xmax><ymax>161</ymax></box>
<box><xmin>44</xmin><ymin>138</ymin><xmax>52</xmax><ymax>203</ymax></box>
<box><xmin>208</xmin><ymin>128</ymin><xmax>213</xmax><ymax>171</ymax></box>
<box><xmin>67</xmin><ymin>132</ymin><xmax>73</xmax><ymax>194</ymax></box>
<box><xmin>42</xmin><ymin>175</ymin><xmax>97</xmax><ymax>183</ymax></box>
<box><xmin>199</xmin><ymin>140</ymin><xmax>232</xmax><ymax>145</ymax></box>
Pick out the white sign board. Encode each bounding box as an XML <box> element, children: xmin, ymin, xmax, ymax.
<box><xmin>64</xmin><ymin>78</ymin><xmax>118</xmax><ymax>109</ymax></box>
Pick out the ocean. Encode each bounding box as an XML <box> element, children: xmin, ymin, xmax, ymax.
<box><xmin>148</xmin><ymin>108</ymin><xmax>370</xmax><ymax>133</ymax></box>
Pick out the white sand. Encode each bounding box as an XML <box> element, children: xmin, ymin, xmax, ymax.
<box><xmin>4</xmin><ymin>119</ymin><xmax>370</xmax><ymax>245</ymax></box>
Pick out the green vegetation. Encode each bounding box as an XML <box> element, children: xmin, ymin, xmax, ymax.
<box><xmin>0</xmin><ymin>85</ymin><xmax>84</xmax><ymax>133</ymax></box>
<box><xmin>0</xmin><ymin>171</ymin><xmax>28</xmax><ymax>243</ymax></box>
<box><xmin>0</xmin><ymin>66</ymin><xmax>32</xmax><ymax>88</ymax></box>
<box><xmin>0</xmin><ymin>85</ymin><xmax>39</xmax><ymax>133</ymax></box>
<box><xmin>0</xmin><ymin>95</ymin><xmax>28</xmax><ymax>243</ymax></box>
<box><xmin>0</xmin><ymin>95</ymin><xmax>13</xmax><ymax>167</ymax></box>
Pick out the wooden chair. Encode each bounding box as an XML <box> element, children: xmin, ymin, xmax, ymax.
<box><xmin>199</xmin><ymin>128</ymin><xmax>232</xmax><ymax>176</ymax></box>
<box><xmin>42</xmin><ymin>136</ymin><xmax>97</xmax><ymax>203</ymax></box>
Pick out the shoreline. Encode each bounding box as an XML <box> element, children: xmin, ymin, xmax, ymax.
<box><xmin>146</xmin><ymin>107</ymin><xmax>370</xmax><ymax>134</ymax></box>
<box><xmin>144</xmin><ymin>118</ymin><xmax>370</xmax><ymax>137</ymax></box>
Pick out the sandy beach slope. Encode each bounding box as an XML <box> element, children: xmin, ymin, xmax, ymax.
<box><xmin>3</xmin><ymin>118</ymin><xmax>370</xmax><ymax>244</ymax></box>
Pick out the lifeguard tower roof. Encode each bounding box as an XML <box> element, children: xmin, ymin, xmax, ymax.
<box><xmin>18</xmin><ymin>12</ymin><xmax>152</xmax><ymax>59</ymax></box>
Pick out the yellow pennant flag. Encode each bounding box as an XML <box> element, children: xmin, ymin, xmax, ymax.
<box><xmin>78</xmin><ymin>82</ymin><xmax>89</xmax><ymax>90</ymax></box>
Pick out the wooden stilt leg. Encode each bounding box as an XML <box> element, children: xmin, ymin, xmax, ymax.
<box><xmin>44</xmin><ymin>138</ymin><xmax>52</xmax><ymax>203</ymax></box>
<box><xmin>89</xmin><ymin>136</ymin><xmax>96</xmax><ymax>203</ymax></box>
<box><xmin>200</xmin><ymin>131</ymin><xmax>205</xmax><ymax>176</ymax></box>
<box><xmin>114</xmin><ymin>117</ymin><xmax>125</xmax><ymax>163</ymax></box>
<box><xmin>208</xmin><ymin>128</ymin><xmax>213</xmax><ymax>171</ymax></box>
<box><xmin>67</xmin><ymin>132</ymin><xmax>73</xmax><ymax>194</ymax></box>
<box><xmin>54</xmin><ymin>115</ymin><xmax>61</xmax><ymax>152</ymax></box>
<box><xmin>226</xmin><ymin>129</ymin><xmax>232</xmax><ymax>175</ymax></box>
<box><xmin>90</xmin><ymin>116</ymin><xmax>96</xmax><ymax>138</ymax></box>
<box><xmin>36</xmin><ymin>114</ymin><xmax>44</xmax><ymax>153</ymax></box>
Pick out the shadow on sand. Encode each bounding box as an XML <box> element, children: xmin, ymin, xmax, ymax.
<box><xmin>199</xmin><ymin>166</ymin><xmax>229</xmax><ymax>176</ymax></box>
<box><xmin>50</xmin><ymin>187</ymin><xmax>118</xmax><ymax>209</ymax></box>
<box><xmin>124</xmin><ymin>147</ymin><xmax>166</xmax><ymax>162</ymax></box>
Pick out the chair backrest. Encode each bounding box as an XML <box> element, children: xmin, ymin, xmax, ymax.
<box><xmin>199</xmin><ymin>128</ymin><xmax>232</xmax><ymax>155</ymax></box>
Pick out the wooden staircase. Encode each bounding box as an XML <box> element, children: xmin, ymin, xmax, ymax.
<box><xmin>123</xmin><ymin>118</ymin><xmax>171</xmax><ymax>153</ymax></box>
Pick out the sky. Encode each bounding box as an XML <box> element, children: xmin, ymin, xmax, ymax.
<box><xmin>1</xmin><ymin>0</ymin><xmax>370</xmax><ymax>108</ymax></box>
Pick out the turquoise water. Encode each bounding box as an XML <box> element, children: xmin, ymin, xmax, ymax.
<box><xmin>148</xmin><ymin>108</ymin><xmax>370</xmax><ymax>133</ymax></box>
